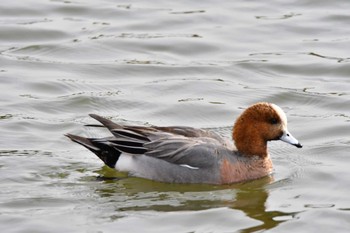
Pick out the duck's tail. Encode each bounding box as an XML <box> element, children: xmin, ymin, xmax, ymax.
<box><xmin>65</xmin><ymin>133</ymin><xmax>120</xmax><ymax>168</ymax></box>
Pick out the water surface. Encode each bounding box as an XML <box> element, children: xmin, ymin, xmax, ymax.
<box><xmin>1</xmin><ymin>0</ymin><xmax>350</xmax><ymax>232</ymax></box>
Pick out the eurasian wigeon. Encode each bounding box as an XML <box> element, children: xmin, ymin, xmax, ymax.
<box><xmin>66</xmin><ymin>102</ymin><xmax>302</xmax><ymax>184</ymax></box>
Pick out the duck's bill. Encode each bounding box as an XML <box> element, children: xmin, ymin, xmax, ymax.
<box><xmin>280</xmin><ymin>130</ymin><xmax>303</xmax><ymax>148</ymax></box>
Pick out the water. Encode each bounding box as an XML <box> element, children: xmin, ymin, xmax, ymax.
<box><xmin>1</xmin><ymin>0</ymin><xmax>349</xmax><ymax>232</ymax></box>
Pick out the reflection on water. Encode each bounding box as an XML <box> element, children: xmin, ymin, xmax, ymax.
<box><xmin>93</xmin><ymin>169</ymin><xmax>299</xmax><ymax>232</ymax></box>
<box><xmin>233</xmin><ymin>181</ymin><xmax>298</xmax><ymax>233</ymax></box>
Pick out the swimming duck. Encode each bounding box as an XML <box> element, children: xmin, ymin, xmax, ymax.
<box><xmin>66</xmin><ymin>102</ymin><xmax>302</xmax><ymax>184</ymax></box>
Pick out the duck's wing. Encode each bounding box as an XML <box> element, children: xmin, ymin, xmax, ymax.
<box><xmin>152</xmin><ymin>126</ymin><xmax>225</xmax><ymax>144</ymax></box>
<box><xmin>88</xmin><ymin>114</ymin><xmax>226</xmax><ymax>144</ymax></box>
<box><xmin>143</xmin><ymin>135</ymin><xmax>227</xmax><ymax>169</ymax></box>
<box><xmin>67</xmin><ymin>114</ymin><xmax>231</xmax><ymax>169</ymax></box>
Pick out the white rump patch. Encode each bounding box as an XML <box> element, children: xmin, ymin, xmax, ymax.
<box><xmin>180</xmin><ymin>164</ymin><xmax>199</xmax><ymax>170</ymax></box>
<box><xmin>115</xmin><ymin>153</ymin><xmax>135</xmax><ymax>172</ymax></box>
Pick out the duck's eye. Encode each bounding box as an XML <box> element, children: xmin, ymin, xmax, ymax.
<box><xmin>269</xmin><ymin>118</ymin><xmax>279</xmax><ymax>124</ymax></box>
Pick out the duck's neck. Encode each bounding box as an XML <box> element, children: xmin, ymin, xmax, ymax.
<box><xmin>232</xmin><ymin>120</ymin><xmax>268</xmax><ymax>158</ymax></box>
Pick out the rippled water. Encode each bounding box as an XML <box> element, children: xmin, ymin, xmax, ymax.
<box><xmin>1</xmin><ymin>0</ymin><xmax>350</xmax><ymax>232</ymax></box>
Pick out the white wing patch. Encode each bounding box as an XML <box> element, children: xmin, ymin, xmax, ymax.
<box><xmin>180</xmin><ymin>164</ymin><xmax>199</xmax><ymax>170</ymax></box>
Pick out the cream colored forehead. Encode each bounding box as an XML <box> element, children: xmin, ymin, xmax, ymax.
<box><xmin>271</xmin><ymin>104</ymin><xmax>288</xmax><ymax>125</ymax></box>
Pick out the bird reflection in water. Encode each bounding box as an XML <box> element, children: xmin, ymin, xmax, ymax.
<box><xmin>231</xmin><ymin>176</ymin><xmax>299</xmax><ymax>232</ymax></box>
<box><xmin>93</xmin><ymin>169</ymin><xmax>299</xmax><ymax>232</ymax></box>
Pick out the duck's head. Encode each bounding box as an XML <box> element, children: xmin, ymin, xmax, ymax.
<box><xmin>233</xmin><ymin>102</ymin><xmax>302</xmax><ymax>158</ymax></box>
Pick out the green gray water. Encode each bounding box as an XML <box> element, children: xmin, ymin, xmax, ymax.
<box><xmin>1</xmin><ymin>0</ymin><xmax>349</xmax><ymax>232</ymax></box>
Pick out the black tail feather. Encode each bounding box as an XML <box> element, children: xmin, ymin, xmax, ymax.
<box><xmin>65</xmin><ymin>134</ymin><xmax>120</xmax><ymax>168</ymax></box>
<box><xmin>110</xmin><ymin>143</ymin><xmax>147</xmax><ymax>154</ymax></box>
<box><xmin>84</xmin><ymin>124</ymin><xmax>104</xmax><ymax>127</ymax></box>
<box><xmin>66</xmin><ymin>114</ymin><xmax>152</xmax><ymax>167</ymax></box>
<box><xmin>65</xmin><ymin>134</ymin><xmax>99</xmax><ymax>152</ymax></box>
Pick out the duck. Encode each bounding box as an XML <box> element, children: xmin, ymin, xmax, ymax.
<box><xmin>66</xmin><ymin>102</ymin><xmax>302</xmax><ymax>184</ymax></box>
